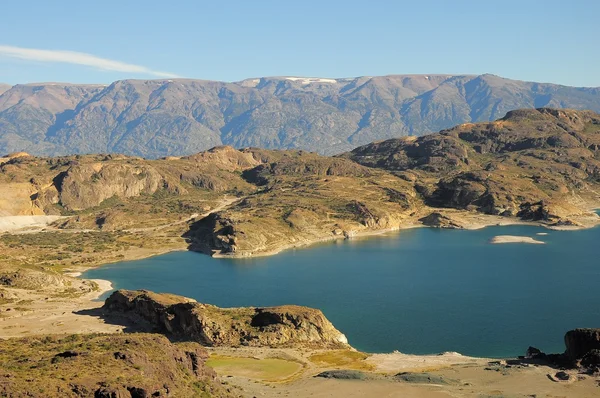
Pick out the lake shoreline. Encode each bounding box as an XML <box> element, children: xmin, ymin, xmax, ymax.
<box><xmin>211</xmin><ymin>207</ymin><xmax>600</xmax><ymax>259</ymax></box>
<box><xmin>2</xmin><ymin>207</ymin><xmax>598</xmax><ymax>358</ymax></box>
<box><xmin>79</xmin><ymin>220</ymin><xmax>600</xmax><ymax>358</ymax></box>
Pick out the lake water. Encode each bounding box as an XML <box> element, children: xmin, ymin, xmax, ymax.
<box><xmin>84</xmin><ymin>224</ymin><xmax>600</xmax><ymax>358</ymax></box>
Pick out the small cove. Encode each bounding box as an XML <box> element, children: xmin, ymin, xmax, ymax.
<box><xmin>84</xmin><ymin>224</ymin><xmax>600</xmax><ymax>358</ymax></box>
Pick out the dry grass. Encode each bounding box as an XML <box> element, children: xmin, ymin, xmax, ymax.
<box><xmin>0</xmin><ymin>333</ymin><xmax>233</xmax><ymax>397</ymax></box>
<box><xmin>206</xmin><ymin>354</ymin><xmax>303</xmax><ymax>382</ymax></box>
<box><xmin>309</xmin><ymin>350</ymin><xmax>375</xmax><ymax>371</ymax></box>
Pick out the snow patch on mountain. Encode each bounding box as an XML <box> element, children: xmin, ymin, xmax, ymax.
<box><xmin>285</xmin><ymin>77</ymin><xmax>337</xmax><ymax>85</ymax></box>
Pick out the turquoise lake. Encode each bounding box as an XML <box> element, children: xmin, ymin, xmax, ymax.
<box><xmin>84</xmin><ymin>224</ymin><xmax>600</xmax><ymax>358</ymax></box>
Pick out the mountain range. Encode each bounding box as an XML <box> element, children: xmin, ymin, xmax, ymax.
<box><xmin>1</xmin><ymin>74</ymin><xmax>600</xmax><ymax>157</ymax></box>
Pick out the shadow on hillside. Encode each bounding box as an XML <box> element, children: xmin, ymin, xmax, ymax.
<box><xmin>181</xmin><ymin>215</ymin><xmax>220</xmax><ymax>256</ymax></box>
<box><xmin>73</xmin><ymin>307</ymin><xmax>156</xmax><ymax>335</ymax></box>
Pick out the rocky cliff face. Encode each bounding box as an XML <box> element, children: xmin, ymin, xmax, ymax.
<box><xmin>56</xmin><ymin>162</ymin><xmax>166</xmax><ymax>210</ymax></box>
<box><xmin>0</xmin><ymin>146</ymin><xmax>258</xmax><ymax>217</ymax></box>
<box><xmin>565</xmin><ymin>328</ymin><xmax>600</xmax><ymax>364</ymax></box>
<box><xmin>104</xmin><ymin>290</ymin><xmax>349</xmax><ymax>349</ymax></box>
<box><xmin>526</xmin><ymin>328</ymin><xmax>600</xmax><ymax>372</ymax></box>
<box><xmin>1</xmin><ymin>75</ymin><xmax>600</xmax><ymax>157</ymax></box>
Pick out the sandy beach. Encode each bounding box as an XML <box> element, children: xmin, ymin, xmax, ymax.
<box><xmin>490</xmin><ymin>235</ymin><xmax>546</xmax><ymax>244</ymax></box>
<box><xmin>0</xmin><ymin>215</ymin><xmax>66</xmax><ymax>233</ymax></box>
<box><xmin>0</xmin><ymin>273</ymin><xmax>120</xmax><ymax>338</ymax></box>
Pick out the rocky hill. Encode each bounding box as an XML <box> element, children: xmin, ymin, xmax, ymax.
<box><xmin>104</xmin><ymin>290</ymin><xmax>349</xmax><ymax>349</ymax></box>
<box><xmin>0</xmin><ymin>146</ymin><xmax>255</xmax><ymax>218</ymax></box>
<box><xmin>0</xmin><ymin>333</ymin><xmax>236</xmax><ymax>397</ymax></box>
<box><xmin>1</xmin><ymin>75</ymin><xmax>600</xmax><ymax>157</ymax></box>
<box><xmin>344</xmin><ymin>108</ymin><xmax>600</xmax><ymax>224</ymax></box>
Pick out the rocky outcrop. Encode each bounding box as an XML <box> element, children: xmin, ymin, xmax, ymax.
<box><xmin>345</xmin><ymin>134</ymin><xmax>470</xmax><ymax>173</ymax></box>
<box><xmin>0</xmin><ymin>269</ymin><xmax>96</xmax><ymax>294</ymax></box>
<box><xmin>104</xmin><ymin>290</ymin><xmax>349</xmax><ymax>349</ymax></box>
<box><xmin>418</xmin><ymin>212</ymin><xmax>464</xmax><ymax>229</ymax></box>
<box><xmin>523</xmin><ymin>328</ymin><xmax>600</xmax><ymax>372</ymax></box>
<box><xmin>0</xmin><ymin>148</ymin><xmax>260</xmax><ymax>216</ymax></box>
<box><xmin>184</xmin><ymin>145</ymin><xmax>261</xmax><ymax>172</ymax></box>
<box><xmin>2</xmin><ymin>109</ymin><xmax>600</xmax><ymax>258</ymax></box>
<box><xmin>57</xmin><ymin>162</ymin><xmax>166</xmax><ymax>211</ymax></box>
<box><xmin>181</xmin><ymin>148</ymin><xmax>418</xmax><ymax>257</ymax></box>
<box><xmin>565</xmin><ymin>328</ymin><xmax>600</xmax><ymax>363</ymax></box>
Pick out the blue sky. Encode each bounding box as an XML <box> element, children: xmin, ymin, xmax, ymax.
<box><xmin>1</xmin><ymin>0</ymin><xmax>598</xmax><ymax>86</ymax></box>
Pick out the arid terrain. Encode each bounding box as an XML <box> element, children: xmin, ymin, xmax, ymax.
<box><xmin>1</xmin><ymin>108</ymin><xmax>600</xmax><ymax>396</ymax></box>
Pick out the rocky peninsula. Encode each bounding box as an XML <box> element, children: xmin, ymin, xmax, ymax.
<box><xmin>103</xmin><ymin>290</ymin><xmax>349</xmax><ymax>349</ymax></box>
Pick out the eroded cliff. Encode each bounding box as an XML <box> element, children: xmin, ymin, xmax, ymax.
<box><xmin>104</xmin><ymin>289</ymin><xmax>349</xmax><ymax>349</ymax></box>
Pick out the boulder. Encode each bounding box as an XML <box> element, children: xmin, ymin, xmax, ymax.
<box><xmin>554</xmin><ymin>371</ymin><xmax>571</xmax><ymax>381</ymax></box>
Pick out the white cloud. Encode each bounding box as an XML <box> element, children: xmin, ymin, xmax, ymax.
<box><xmin>0</xmin><ymin>45</ymin><xmax>179</xmax><ymax>78</ymax></box>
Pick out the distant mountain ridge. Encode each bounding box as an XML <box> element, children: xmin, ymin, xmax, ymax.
<box><xmin>1</xmin><ymin>74</ymin><xmax>600</xmax><ymax>157</ymax></box>
<box><xmin>0</xmin><ymin>84</ymin><xmax>11</xmax><ymax>96</ymax></box>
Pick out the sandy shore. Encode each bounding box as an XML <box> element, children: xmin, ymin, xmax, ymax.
<box><xmin>206</xmin><ymin>347</ymin><xmax>600</xmax><ymax>397</ymax></box>
<box><xmin>366</xmin><ymin>350</ymin><xmax>488</xmax><ymax>372</ymax></box>
<box><xmin>490</xmin><ymin>235</ymin><xmax>546</xmax><ymax>244</ymax></box>
<box><xmin>2</xmin><ymin>206</ymin><xmax>598</xmax><ymax>340</ymax></box>
<box><xmin>0</xmin><ymin>215</ymin><xmax>66</xmax><ymax>233</ymax></box>
<box><xmin>213</xmin><ymin>207</ymin><xmax>600</xmax><ymax>258</ymax></box>
<box><xmin>0</xmin><ymin>273</ymin><xmax>120</xmax><ymax>338</ymax></box>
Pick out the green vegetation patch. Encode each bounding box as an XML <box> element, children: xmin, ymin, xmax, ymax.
<box><xmin>309</xmin><ymin>350</ymin><xmax>375</xmax><ymax>371</ymax></box>
<box><xmin>206</xmin><ymin>355</ymin><xmax>303</xmax><ymax>381</ymax></box>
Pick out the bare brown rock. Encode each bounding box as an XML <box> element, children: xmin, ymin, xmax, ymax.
<box><xmin>57</xmin><ymin>163</ymin><xmax>165</xmax><ymax>211</ymax></box>
<box><xmin>104</xmin><ymin>290</ymin><xmax>349</xmax><ymax>349</ymax></box>
<box><xmin>419</xmin><ymin>212</ymin><xmax>464</xmax><ymax>229</ymax></box>
<box><xmin>565</xmin><ymin>328</ymin><xmax>600</xmax><ymax>363</ymax></box>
